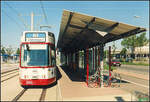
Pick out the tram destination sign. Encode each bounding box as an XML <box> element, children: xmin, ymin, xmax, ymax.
<box><xmin>25</xmin><ymin>33</ymin><xmax>46</xmax><ymax>42</ymax></box>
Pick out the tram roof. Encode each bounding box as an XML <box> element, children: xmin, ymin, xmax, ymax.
<box><xmin>57</xmin><ymin>10</ymin><xmax>146</xmax><ymax>52</ymax></box>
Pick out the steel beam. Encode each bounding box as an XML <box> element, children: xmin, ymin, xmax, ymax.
<box><xmin>80</xmin><ymin>17</ymin><xmax>96</xmax><ymax>34</ymax></box>
<box><xmin>105</xmin><ymin>27</ymin><xmax>143</xmax><ymax>43</ymax></box>
<box><xmin>103</xmin><ymin>22</ymin><xmax>119</xmax><ymax>32</ymax></box>
<box><xmin>67</xmin><ymin>17</ymin><xmax>96</xmax><ymax>49</ymax></box>
<box><xmin>69</xmin><ymin>24</ymin><xmax>84</xmax><ymax>29</ymax></box>
<box><xmin>61</xmin><ymin>12</ymin><xmax>73</xmax><ymax>44</ymax></box>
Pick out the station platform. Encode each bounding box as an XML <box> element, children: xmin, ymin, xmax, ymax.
<box><xmin>57</xmin><ymin>65</ymin><xmax>133</xmax><ymax>101</ymax></box>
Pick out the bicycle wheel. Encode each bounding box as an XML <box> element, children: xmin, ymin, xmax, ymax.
<box><xmin>103</xmin><ymin>78</ymin><xmax>109</xmax><ymax>87</ymax></box>
<box><xmin>88</xmin><ymin>79</ymin><xmax>99</xmax><ymax>88</ymax></box>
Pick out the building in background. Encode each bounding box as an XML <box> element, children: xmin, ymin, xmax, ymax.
<box><xmin>1</xmin><ymin>54</ymin><xmax>9</xmax><ymax>63</ymax></box>
<box><xmin>134</xmin><ymin>43</ymin><xmax>149</xmax><ymax>60</ymax></box>
<box><xmin>112</xmin><ymin>43</ymin><xmax>149</xmax><ymax>61</ymax></box>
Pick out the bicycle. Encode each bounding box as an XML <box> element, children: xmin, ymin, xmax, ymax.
<box><xmin>86</xmin><ymin>68</ymin><xmax>122</xmax><ymax>88</ymax></box>
<box><xmin>104</xmin><ymin>73</ymin><xmax>121</xmax><ymax>87</ymax></box>
<box><xmin>86</xmin><ymin>67</ymin><xmax>102</xmax><ymax>88</ymax></box>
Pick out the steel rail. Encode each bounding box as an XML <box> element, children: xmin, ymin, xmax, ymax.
<box><xmin>1</xmin><ymin>70</ymin><xmax>18</xmax><ymax>77</ymax></box>
<box><xmin>12</xmin><ymin>89</ymin><xmax>27</xmax><ymax>101</ymax></box>
<box><xmin>1</xmin><ymin>68</ymin><xmax>19</xmax><ymax>74</ymax></box>
<box><xmin>39</xmin><ymin>88</ymin><xmax>47</xmax><ymax>101</ymax></box>
<box><xmin>1</xmin><ymin>74</ymin><xmax>19</xmax><ymax>83</ymax></box>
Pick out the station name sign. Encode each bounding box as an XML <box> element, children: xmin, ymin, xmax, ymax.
<box><xmin>25</xmin><ymin>33</ymin><xmax>46</xmax><ymax>42</ymax></box>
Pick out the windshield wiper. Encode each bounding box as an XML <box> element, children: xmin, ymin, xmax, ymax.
<box><xmin>26</xmin><ymin>44</ymin><xmax>30</xmax><ymax>51</ymax></box>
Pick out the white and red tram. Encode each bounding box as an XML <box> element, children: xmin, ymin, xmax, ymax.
<box><xmin>19</xmin><ymin>31</ymin><xmax>56</xmax><ymax>87</ymax></box>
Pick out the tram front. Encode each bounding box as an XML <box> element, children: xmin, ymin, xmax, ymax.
<box><xmin>20</xmin><ymin>31</ymin><xmax>56</xmax><ymax>87</ymax></box>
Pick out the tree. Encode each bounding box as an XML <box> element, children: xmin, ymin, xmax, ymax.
<box><xmin>136</xmin><ymin>32</ymin><xmax>148</xmax><ymax>47</ymax></box>
<box><xmin>5</xmin><ymin>45</ymin><xmax>14</xmax><ymax>56</ymax></box>
<box><xmin>120</xmin><ymin>48</ymin><xmax>127</xmax><ymax>59</ymax></box>
<box><xmin>121</xmin><ymin>32</ymin><xmax>148</xmax><ymax>59</ymax></box>
<box><xmin>120</xmin><ymin>48</ymin><xmax>127</xmax><ymax>55</ymax></box>
<box><xmin>121</xmin><ymin>35</ymin><xmax>138</xmax><ymax>58</ymax></box>
<box><xmin>1</xmin><ymin>46</ymin><xmax>6</xmax><ymax>54</ymax></box>
<box><xmin>136</xmin><ymin>32</ymin><xmax>148</xmax><ymax>60</ymax></box>
<box><xmin>112</xmin><ymin>41</ymin><xmax>116</xmax><ymax>57</ymax></box>
<box><xmin>16</xmin><ymin>48</ymin><xmax>20</xmax><ymax>54</ymax></box>
<box><xmin>104</xmin><ymin>50</ymin><xmax>107</xmax><ymax>58</ymax></box>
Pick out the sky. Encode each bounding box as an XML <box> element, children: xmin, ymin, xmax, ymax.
<box><xmin>1</xmin><ymin>1</ymin><xmax>149</xmax><ymax>51</ymax></box>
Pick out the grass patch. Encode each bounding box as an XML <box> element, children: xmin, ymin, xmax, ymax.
<box><xmin>104</xmin><ymin>63</ymin><xmax>116</xmax><ymax>70</ymax></box>
<box><xmin>122</xmin><ymin>62</ymin><xmax>149</xmax><ymax>66</ymax></box>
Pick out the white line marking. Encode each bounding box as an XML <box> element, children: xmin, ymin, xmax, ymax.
<box><xmin>121</xmin><ymin>78</ymin><xmax>149</xmax><ymax>88</ymax></box>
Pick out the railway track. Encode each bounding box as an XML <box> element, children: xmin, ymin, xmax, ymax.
<box><xmin>1</xmin><ymin>74</ymin><xmax>19</xmax><ymax>83</ymax></box>
<box><xmin>1</xmin><ymin>70</ymin><xmax>18</xmax><ymax>77</ymax></box>
<box><xmin>39</xmin><ymin>88</ymin><xmax>47</xmax><ymax>101</ymax></box>
<box><xmin>11</xmin><ymin>88</ymin><xmax>47</xmax><ymax>101</ymax></box>
<box><xmin>1</xmin><ymin>68</ymin><xmax>18</xmax><ymax>74</ymax></box>
<box><xmin>1</xmin><ymin>69</ymin><xmax>19</xmax><ymax>83</ymax></box>
<box><xmin>12</xmin><ymin>89</ymin><xmax>27</xmax><ymax>101</ymax></box>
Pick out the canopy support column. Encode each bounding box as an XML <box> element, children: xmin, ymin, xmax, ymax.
<box><xmin>95</xmin><ymin>46</ymin><xmax>97</xmax><ymax>71</ymax></box>
<box><xmin>86</xmin><ymin>48</ymin><xmax>89</xmax><ymax>86</ymax></box>
<box><xmin>100</xmin><ymin>44</ymin><xmax>104</xmax><ymax>87</ymax></box>
<box><xmin>93</xmin><ymin>47</ymin><xmax>94</xmax><ymax>72</ymax></box>
<box><xmin>84</xmin><ymin>49</ymin><xmax>86</xmax><ymax>76</ymax></box>
<box><xmin>108</xmin><ymin>46</ymin><xmax>112</xmax><ymax>86</ymax></box>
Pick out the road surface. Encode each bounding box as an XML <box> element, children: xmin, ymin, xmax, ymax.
<box><xmin>116</xmin><ymin>64</ymin><xmax>149</xmax><ymax>75</ymax></box>
<box><xmin>114</xmin><ymin>64</ymin><xmax>149</xmax><ymax>95</ymax></box>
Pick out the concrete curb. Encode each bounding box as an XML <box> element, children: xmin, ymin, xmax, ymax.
<box><xmin>56</xmin><ymin>66</ymin><xmax>63</xmax><ymax>101</ymax></box>
<box><xmin>57</xmin><ymin>79</ymin><xmax>63</xmax><ymax>101</ymax></box>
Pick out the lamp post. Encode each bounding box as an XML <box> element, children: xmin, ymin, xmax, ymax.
<box><xmin>133</xmin><ymin>15</ymin><xmax>149</xmax><ymax>60</ymax></box>
<box><xmin>134</xmin><ymin>15</ymin><xmax>140</xmax><ymax>18</ymax></box>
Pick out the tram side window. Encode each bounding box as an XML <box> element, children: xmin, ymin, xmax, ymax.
<box><xmin>51</xmin><ymin>47</ymin><xmax>56</xmax><ymax>66</ymax></box>
<box><xmin>49</xmin><ymin>46</ymin><xmax>51</xmax><ymax>66</ymax></box>
<box><xmin>21</xmin><ymin>45</ymin><xmax>25</xmax><ymax>66</ymax></box>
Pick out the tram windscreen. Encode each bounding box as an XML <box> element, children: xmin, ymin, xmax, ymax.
<box><xmin>21</xmin><ymin>44</ymin><xmax>49</xmax><ymax>66</ymax></box>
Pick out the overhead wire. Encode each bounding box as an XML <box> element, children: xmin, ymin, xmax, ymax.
<box><xmin>2</xmin><ymin>9</ymin><xmax>23</xmax><ymax>30</ymax></box>
<box><xmin>36</xmin><ymin>15</ymin><xmax>45</xmax><ymax>28</ymax></box>
<box><xmin>40</xmin><ymin>0</ymin><xmax>49</xmax><ymax>25</ymax></box>
<box><xmin>4</xmin><ymin>1</ymin><xmax>50</xmax><ymax>30</ymax></box>
<box><xmin>5</xmin><ymin>2</ymin><xmax>20</xmax><ymax>16</ymax></box>
<box><xmin>5</xmin><ymin>2</ymin><xmax>29</xmax><ymax>29</ymax></box>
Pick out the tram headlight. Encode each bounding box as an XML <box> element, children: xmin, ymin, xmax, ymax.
<box><xmin>24</xmin><ymin>75</ymin><xmax>26</xmax><ymax>79</ymax></box>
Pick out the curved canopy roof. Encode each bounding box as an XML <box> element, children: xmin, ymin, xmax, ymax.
<box><xmin>57</xmin><ymin>10</ymin><xmax>146</xmax><ymax>52</ymax></box>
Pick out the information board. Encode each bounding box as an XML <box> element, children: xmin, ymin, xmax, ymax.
<box><xmin>25</xmin><ymin>33</ymin><xmax>46</xmax><ymax>42</ymax></box>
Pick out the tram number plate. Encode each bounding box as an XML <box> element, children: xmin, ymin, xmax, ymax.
<box><xmin>26</xmin><ymin>81</ymin><xmax>32</xmax><ymax>84</ymax></box>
